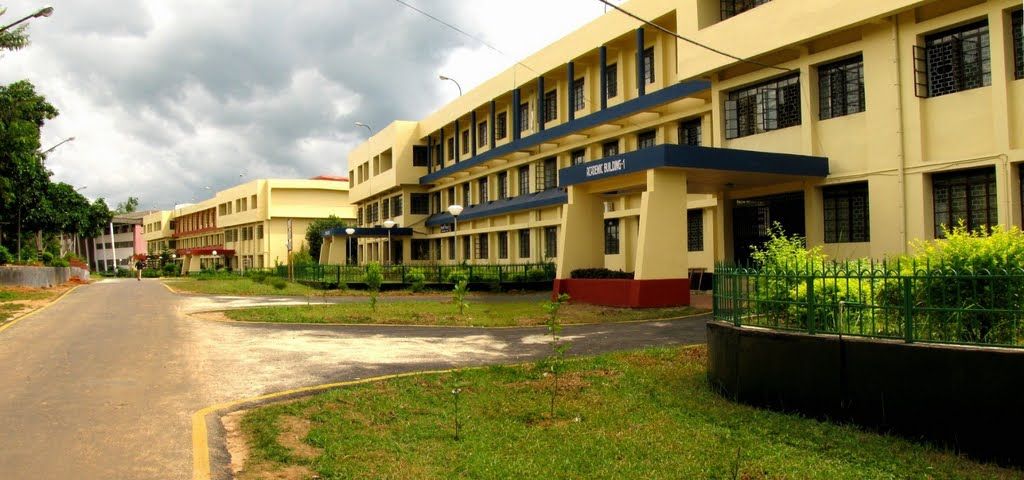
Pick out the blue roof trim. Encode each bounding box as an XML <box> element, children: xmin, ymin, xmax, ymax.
<box><xmin>323</xmin><ymin>227</ymin><xmax>414</xmax><ymax>237</ymax></box>
<box><xmin>559</xmin><ymin>144</ymin><xmax>829</xmax><ymax>187</ymax></box>
<box><xmin>419</xmin><ymin>80</ymin><xmax>712</xmax><ymax>184</ymax></box>
<box><xmin>424</xmin><ymin>188</ymin><xmax>568</xmax><ymax>227</ymax></box>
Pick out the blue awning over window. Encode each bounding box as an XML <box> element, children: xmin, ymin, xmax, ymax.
<box><xmin>424</xmin><ymin>188</ymin><xmax>568</xmax><ymax>227</ymax></box>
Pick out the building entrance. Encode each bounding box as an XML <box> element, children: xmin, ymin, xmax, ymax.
<box><xmin>733</xmin><ymin>191</ymin><xmax>805</xmax><ymax>265</ymax></box>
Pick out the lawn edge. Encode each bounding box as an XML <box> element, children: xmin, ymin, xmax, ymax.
<box><xmin>0</xmin><ymin>284</ymin><xmax>81</xmax><ymax>335</ymax></box>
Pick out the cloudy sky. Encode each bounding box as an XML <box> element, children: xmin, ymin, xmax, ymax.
<box><xmin>2</xmin><ymin>0</ymin><xmax>619</xmax><ymax>209</ymax></box>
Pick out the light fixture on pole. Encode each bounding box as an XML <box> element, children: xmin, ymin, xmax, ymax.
<box><xmin>0</xmin><ymin>5</ymin><xmax>54</xmax><ymax>33</ymax></box>
<box><xmin>354</xmin><ymin>122</ymin><xmax>371</xmax><ymax>134</ymax></box>
<box><xmin>212</xmin><ymin>250</ymin><xmax>218</xmax><ymax>269</ymax></box>
<box><xmin>39</xmin><ymin>136</ymin><xmax>75</xmax><ymax>156</ymax></box>
<box><xmin>383</xmin><ymin>219</ymin><xmax>396</xmax><ymax>265</ymax></box>
<box><xmin>439</xmin><ymin>75</ymin><xmax>463</xmax><ymax>96</ymax></box>
<box><xmin>345</xmin><ymin>227</ymin><xmax>356</xmax><ymax>265</ymax></box>
<box><xmin>447</xmin><ymin>204</ymin><xmax>463</xmax><ymax>259</ymax></box>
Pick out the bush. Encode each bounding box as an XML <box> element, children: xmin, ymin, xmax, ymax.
<box><xmin>162</xmin><ymin>263</ymin><xmax>179</xmax><ymax>277</ymax></box>
<box><xmin>271</xmin><ymin>278</ymin><xmax>288</xmax><ymax>290</ymax></box>
<box><xmin>249</xmin><ymin>271</ymin><xmax>269</xmax><ymax>284</ymax></box>
<box><xmin>406</xmin><ymin>268</ymin><xmax>426</xmax><ymax>292</ymax></box>
<box><xmin>0</xmin><ymin>245</ymin><xmax>12</xmax><ymax>265</ymax></box>
<box><xmin>527</xmin><ymin>267</ymin><xmax>550</xmax><ymax>282</ymax></box>
<box><xmin>116</xmin><ymin>268</ymin><xmax>133</xmax><ymax>278</ymax></box>
<box><xmin>447</xmin><ymin>269</ymin><xmax>469</xmax><ymax>284</ymax></box>
<box><xmin>570</xmin><ymin>268</ymin><xmax>633</xmax><ymax>279</ymax></box>
<box><xmin>40</xmin><ymin>251</ymin><xmax>54</xmax><ymax>265</ymax></box>
<box><xmin>50</xmin><ymin>258</ymin><xmax>70</xmax><ymax>267</ymax></box>
<box><xmin>142</xmin><ymin>268</ymin><xmax>161</xmax><ymax>278</ymax></box>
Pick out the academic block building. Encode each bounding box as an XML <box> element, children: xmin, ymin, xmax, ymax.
<box><xmin>322</xmin><ymin>0</ymin><xmax>1024</xmax><ymax>307</ymax></box>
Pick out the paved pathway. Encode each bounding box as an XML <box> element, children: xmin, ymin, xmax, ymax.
<box><xmin>0</xmin><ymin>279</ymin><xmax>709</xmax><ymax>479</ymax></box>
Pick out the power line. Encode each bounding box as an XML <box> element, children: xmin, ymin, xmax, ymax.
<box><xmin>595</xmin><ymin>0</ymin><xmax>791</xmax><ymax>73</ymax></box>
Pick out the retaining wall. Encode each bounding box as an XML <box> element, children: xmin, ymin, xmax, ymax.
<box><xmin>0</xmin><ymin>266</ymin><xmax>90</xmax><ymax>288</ymax></box>
<box><xmin>706</xmin><ymin>321</ymin><xmax>1024</xmax><ymax>467</ymax></box>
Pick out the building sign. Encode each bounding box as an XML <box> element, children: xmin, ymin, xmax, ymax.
<box><xmin>585</xmin><ymin>158</ymin><xmax>626</xmax><ymax>178</ymax></box>
<box><xmin>439</xmin><ymin>223</ymin><xmax>454</xmax><ymax>233</ymax></box>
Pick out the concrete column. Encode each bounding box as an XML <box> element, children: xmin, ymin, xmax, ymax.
<box><xmin>635</xmin><ymin>169</ymin><xmax>689</xmax><ymax>280</ymax></box>
<box><xmin>555</xmin><ymin>185</ymin><xmax>604</xmax><ymax>278</ymax></box>
<box><xmin>636</xmin><ymin>27</ymin><xmax>645</xmax><ymax>97</ymax></box>
<box><xmin>599</xmin><ymin>46</ymin><xmax>608</xmax><ymax>110</ymax></box>
<box><xmin>567</xmin><ymin>61</ymin><xmax>575</xmax><ymax>121</ymax></box>
<box><xmin>537</xmin><ymin>76</ymin><xmax>545</xmax><ymax>132</ymax></box>
<box><xmin>471</xmin><ymin>110</ymin><xmax>478</xmax><ymax>156</ymax></box>
<box><xmin>512</xmin><ymin>88</ymin><xmax>522</xmax><ymax>140</ymax></box>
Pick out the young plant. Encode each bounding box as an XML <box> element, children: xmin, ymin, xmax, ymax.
<box><xmin>543</xmin><ymin>293</ymin><xmax>571</xmax><ymax>418</ymax></box>
<box><xmin>449</xmin><ymin>370</ymin><xmax>466</xmax><ymax>441</ymax></box>
<box><xmin>365</xmin><ymin>263</ymin><xmax>383</xmax><ymax>312</ymax></box>
<box><xmin>448</xmin><ymin>269</ymin><xmax>469</xmax><ymax>315</ymax></box>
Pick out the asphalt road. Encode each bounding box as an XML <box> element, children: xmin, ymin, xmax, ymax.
<box><xmin>0</xmin><ymin>279</ymin><xmax>709</xmax><ymax>480</ymax></box>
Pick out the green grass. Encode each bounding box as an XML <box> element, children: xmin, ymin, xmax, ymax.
<box><xmin>0</xmin><ymin>287</ymin><xmax>59</xmax><ymax>322</ymax></box>
<box><xmin>165</xmin><ymin>277</ymin><xmax>322</xmax><ymax>296</ymax></box>
<box><xmin>238</xmin><ymin>346</ymin><xmax>1018</xmax><ymax>479</ymax></box>
<box><xmin>222</xmin><ymin>301</ymin><xmax>705</xmax><ymax>327</ymax></box>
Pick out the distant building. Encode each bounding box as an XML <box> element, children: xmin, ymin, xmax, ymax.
<box><xmin>88</xmin><ymin>211</ymin><xmax>154</xmax><ymax>271</ymax></box>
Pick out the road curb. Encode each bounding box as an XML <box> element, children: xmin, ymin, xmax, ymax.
<box><xmin>0</xmin><ymin>284</ymin><xmax>81</xmax><ymax>335</ymax></box>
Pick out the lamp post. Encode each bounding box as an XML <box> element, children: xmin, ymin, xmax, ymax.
<box><xmin>1</xmin><ymin>5</ymin><xmax>54</xmax><ymax>33</ymax></box>
<box><xmin>447</xmin><ymin>204</ymin><xmax>463</xmax><ymax>260</ymax></box>
<box><xmin>383</xmin><ymin>219</ymin><xmax>396</xmax><ymax>265</ymax></box>
<box><xmin>345</xmin><ymin>227</ymin><xmax>356</xmax><ymax>265</ymax></box>
<box><xmin>40</xmin><ymin>136</ymin><xmax>75</xmax><ymax>156</ymax></box>
<box><xmin>212</xmin><ymin>250</ymin><xmax>218</xmax><ymax>270</ymax></box>
<box><xmin>439</xmin><ymin>75</ymin><xmax>463</xmax><ymax>96</ymax></box>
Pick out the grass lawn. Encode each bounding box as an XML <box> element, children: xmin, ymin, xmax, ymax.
<box><xmin>221</xmin><ymin>301</ymin><xmax>705</xmax><ymax>327</ymax></box>
<box><xmin>164</xmin><ymin>277</ymin><xmax>322</xmax><ymax>296</ymax></box>
<box><xmin>0</xmin><ymin>287</ymin><xmax>62</xmax><ymax>323</ymax></box>
<box><xmin>237</xmin><ymin>345</ymin><xmax>1018</xmax><ymax>479</ymax></box>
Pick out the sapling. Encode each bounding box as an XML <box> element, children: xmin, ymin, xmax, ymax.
<box><xmin>365</xmin><ymin>263</ymin><xmax>383</xmax><ymax>312</ymax></box>
<box><xmin>448</xmin><ymin>270</ymin><xmax>469</xmax><ymax>316</ymax></box>
<box><xmin>544</xmin><ymin>293</ymin><xmax>571</xmax><ymax>418</ymax></box>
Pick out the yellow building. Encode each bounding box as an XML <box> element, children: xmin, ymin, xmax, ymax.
<box><xmin>143</xmin><ymin>177</ymin><xmax>356</xmax><ymax>274</ymax></box>
<box><xmin>324</xmin><ymin>0</ymin><xmax>1024</xmax><ymax>307</ymax></box>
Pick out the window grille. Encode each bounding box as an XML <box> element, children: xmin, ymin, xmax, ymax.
<box><xmin>447</xmin><ymin>137</ymin><xmax>454</xmax><ymax>160</ymax></box>
<box><xmin>1012</xmin><ymin>10</ymin><xmax>1022</xmax><ymax>80</ymax></box>
<box><xmin>823</xmin><ymin>182</ymin><xmax>870</xmax><ymax>243</ymax></box>
<box><xmin>642</xmin><ymin>47</ymin><xmax>655</xmax><ymax>84</ymax></box>
<box><xmin>461</xmin><ymin>130</ymin><xmax>470</xmax><ymax>154</ymax></box>
<box><xmin>604</xmin><ymin>219</ymin><xmax>620</xmax><ymax>254</ymax></box>
<box><xmin>914</xmin><ymin>20</ymin><xmax>991</xmax><ymax>98</ymax></box>
<box><xmin>478</xmin><ymin>178</ymin><xmax>489</xmax><ymax>204</ymax></box>
<box><xmin>688</xmin><ymin>209</ymin><xmax>704</xmax><ymax>251</ymax></box>
<box><xmin>535</xmin><ymin>158</ymin><xmax>557</xmax><ymax>192</ymax></box>
<box><xmin>475</xmin><ymin>234</ymin><xmax>489</xmax><ymax>260</ymax></box>
<box><xmin>818</xmin><ymin>55</ymin><xmax>865</xmax><ymax>120</ymax></box>
<box><xmin>410</xmin><ymin>193</ymin><xmax>429</xmax><ymax>215</ymax></box>
<box><xmin>519</xmin><ymin>229</ymin><xmax>530</xmax><ymax>258</ymax></box>
<box><xmin>462</xmin><ymin>236</ymin><xmax>471</xmax><ymax>261</ymax></box>
<box><xmin>638</xmin><ymin>130</ymin><xmax>656</xmax><ymax>150</ymax></box>
<box><xmin>448</xmin><ymin>237</ymin><xmax>455</xmax><ymax>260</ymax></box>
<box><xmin>477</xmin><ymin>121</ymin><xmax>488</xmax><ymax>147</ymax></box>
<box><xmin>572</xmin><ymin>78</ymin><xmax>585</xmax><ymax>112</ymax></box>
<box><xmin>678</xmin><ymin>118</ymin><xmax>701</xmax><ymax>146</ymax></box>
<box><xmin>462</xmin><ymin>183</ymin><xmax>471</xmax><ymax>206</ymax></box>
<box><xmin>602</xmin><ymin>140</ymin><xmax>619</xmax><ymax>157</ymax></box>
<box><xmin>497</xmin><ymin>171</ymin><xmax>508</xmax><ymax>200</ymax></box>
<box><xmin>571</xmin><ymin>149</ymin><xmax>586</xmax><ymax>166</ymax></box>
<box><xmin>382</xmin><ymin>198</ymin><xmax>390</xmax><ymax>219</ymax></box>
<box><xmin>498</xmin><ymin>231</ymin><xmax>509</xmax><ymax>259</ymax></box>
<box><xmin>518</xmin><ymin>165</ymin><xmax>530</xmax><ymax>196</ymax></box>
<box><xmin>544</xmin><ymin>226</ymin><xmax>558</xmax><ymax>258</ymax></box>
<box><xmin>605</xmin><ymin>64</ymin><xmax>618</xmax><ymax>98</ymax></box>
<box><xmin>412</xmin><ymin>240</ymin><xmax>431</xmax><ymax>260</ymax></box>
<box><xmin>519</xmin><ymin>102</ymin><xmax>530</xmax><ymax>132</ymax></box>
<box><xmin>543</xmin><ymin>90</ymin><xmax>558</xmax><ymax>123</ymax></box>
<box><xmin>496</xmin><ymin>112</ymin><xmax>507</xmax><ymax>139</ymax></box>
<box><xmin>724</xmin><ymin>74</ymin><xmax>800</xmax><ymax>139</ymax></box>
<box><xmin>932</xmin><ymin>167</ymin><xmax>997</xmax><ymax>238</ymax></box>
<box><xmin>392</xmin><ymin>195</ymin><xmax>403</xmax><ymax>217</ymax></box>
<box><xmin>721</xmin><ymin>0</ymin><xmax>771</xmax><ymax>20</ymax></box>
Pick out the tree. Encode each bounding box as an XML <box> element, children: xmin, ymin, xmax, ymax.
<box><xmin>305</xmin><ymin>215</ymin><xmax>348</xmax><ymax>263</ymax></box>
<box><xmin>115</xmin><ymin>196</ymin><xmax>139</xmax><ymax>214</ymax></box>
<box><xmin>0</xmin><ymin>7</ymin><xmax>31</xmax><ymax>54</ymax></box>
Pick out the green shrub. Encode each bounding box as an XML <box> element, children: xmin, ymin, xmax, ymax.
<box><xmin>365</xmin><ymin>263</ymin><xmax>383</xmax><ymax>311</ymax></box>
<box><xmin>0</xmin><ymin>245</ymin><xmax>11</xmax><ymax>265</ymax></box>
<box><xmin>406</xmin><ymin>268</ymin><xmax>426</xmax><ymax>292</ymax></box>
<box><xmin>116</xmin><ymin>268</ymin><xmax>133</xmax><ymax>278</ymax></box>
<box><xmin>162</xmin><ymin>263</ymin><xmax>179</xmax><ymax>277</ymax></box>
<box><xmin>50</xmin><ymin>258</ymin><xmax>70</xmax><ymax>267</ymax></box>
<box><xmin>447</xmin><ymin>269</ymin><xmax>469</xmax><ymax>285</ymax></box>
<box><xmin>570</xmin><ymin>268</ymin><xmax>633</xmax><ymax>279</ymax></box>
<box><xmin>271</xmin><ymin>278</ymin><xmax>288</xmax><ymax>290</ymax></box>
<box><xmin>40</xmin><ymin>251</ymin><xmax>54</xmax><ymax>265</ymax></box>
<box><xmin>142</xmin><ymin>268</ymin><xmax>161</xmax><ymax>278</ymax></box>
<box><xmin>526</xmin><ymin>267</ymin><xmax>549</xmax><ymax>282</ymax></box>
<box><xmin>249</xmin><ymin>271</ymin><xmax>268</xmax><ymax>284</ymax></box>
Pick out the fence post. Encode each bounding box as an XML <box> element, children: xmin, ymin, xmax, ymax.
<box><xmin>806</xmin><ymin>276</ymin><xmax>816</xmax><ymax>335</ymax></box>
<box><xmin>732</xmin><ymin>272</ymin><xmax>741</xmax><ymax>327</ymax></box>
<box><xmin>902</xmin><ymin>276</ymin><xmax>914</xmax><ymax>343</ymax></box>
<box><xmin>498</xmin><ymin>265</ymin><xmax>504</xmax><ymax>285</ymax></box>
<box><xmin>335</xmin><ymin>265</ymin><xmax>340</xmax><ymax>287</ymax></box>
<box><xmin>401</xmin><ymin>265</ymin><xmax>407</xmax><ymax>284</ymax></box>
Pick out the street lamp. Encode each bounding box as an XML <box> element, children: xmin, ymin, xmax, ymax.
<box><xmin>439</xmin><ymin>75</ymin><xmax>463</xmax><ymax>96</ymax></box>
<box><xmin>40</xmin><ymin>136</ymin><xmax>75</xmax><ymax>156</ymax></box>
<box><xmin>383</xmin><ymin>219</ymin><xmax>396</xmax><ymax>265</ymax></box>
<box><xmin>354</xmin><ymin>122</ymin><xmax>371</xmax><ymax>134</ymax></box>
<box><xmin>447</xmin><ymin>204</ymin><xmax>463</xmax><ymax>260</ymax></box>
<box><xmin>345</xmin><ymin>227</ymin><xmax>356</xmax><ymax>265</ymax></box>
<box><xmin>1</xmin><ymin>5</ymin><xmax>54</xmax><ymax>33</ymax></box>
<box><xmin>211</xmin><ymin>250</ymin><xmax>218</xmax><ymax>270</ymax></box>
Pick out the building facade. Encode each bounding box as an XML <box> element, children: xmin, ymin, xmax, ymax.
<box><xmin>324</xmin><ymin>0</ymin><xmax>1024</xmax><ymax>306</ymax></box>
<box><xmin>143</xmin><ymin>178</ymin><xmax>356</xmax><ymax>274</ymax></box>
<box><xmin>88</xmin><ymin>211</ymin><xmax>153</xmax><ymax>271</ymax></box>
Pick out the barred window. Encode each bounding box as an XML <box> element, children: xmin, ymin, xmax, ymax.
<box><xmin>721</xmin><ymin>0</ymin><xmax>771</xmax><ymax>20</ymax></box>
<box><xmin>496</xmin><ymin>112</ymin><xmax>508</xmax><ymax>140</ymax></box>
<box><xmin>413</xmin><ymin>145</ymin><xmax>429</xmax><ymax>166</ymax></box>
<box><xmin>725</xmin><ymin>74</ymin><xmax>800</xmax><ymax>139</ymax></box>
<box><xmin>823</xmin><ymin>182</ymin><xmax>869</xmax><ymax>243</ymax></box>
<box><xmin>256</xmin><ymin>225</ymin><xmax>264</xmax><ymax>239</ymax></box>
<box><xmin>447</xmin><ymin>137</ymin><xmax>454</xmax><ymax>160</ymax></box>
<box><xmin>572</xmin><ymin>78</ymin><xmax>585</xmax><ymax>112</ymax></box>
<box><xmin>544</xmin><ymin>226</ymin><xmax>558</xmax><ymax>258</ymax></box>
<box><xmin>932</xmin><ymin>167</ymin><xmax>997</xmax><ymax>238</ymax></box>
<box><xmin>916</xmin><ymin>20</ymin><xmax>991</xmax><ymax>98</ymax></box>
<box><xmin>461</xmin><ymin>130</ymin><xmax>470</xmax><ymax>154</ymax></box>
<box><xmin>357</xmin><ymin>207</ymin><xmax>363</xmax><ymax>226</ymax></box>
<box><xmin>498</xmin><ymin>231</ymin><xmax>509</xmax><ymax>259</ymax></box>
<box><xmin>478</xmin><ymin>121</ymin><xmax>488</xmax><ymax>147</ymax></box>
<box><xmin>519</xmin><ymin>102</ymin><xmax>530</xmax><ymax>132</ymax></box>
<box><xmin>447</xmin><ymin>187</ymin><xmax>455</xmax><ymax>207</ymax></box>
<box><xmin>519</xmin><ymin>229</ymin><xmax>530</xmax><ymax>258</ymax></box>
<box><xmin>411</xmin><ymin>193</ymin><xmax>429</xmax><ymax>215</ymax></box>
<box><xmin>478</xmin><ymin>178</ymin><xmax>489</xmax><ymax>204</ymax></box>
<box><xmin>392</xmin><ymin>195</ymin><xmax>403</xmax><ymax>217</ymax></box>
<box><xmin>604</xmin><ymin>219</ymin><xmax>620</xmax><ymax>254</ymax></box>
<box><xmin>448</xmin><ymin>237</ymin><xmax>455</xmax><ymax>260</ymax></box>
<box><xmin>382</xmin><ymin>198</ymin><xmax>390</xmax><ymax>219</ymax></box>
<box><xmin>497</xmin><ymin>171</ymin><xmax>508</xmax><ymax>200</ymax></box>
<box><xmin>638</xmin><ymin>130</ymin><xmax>656</xmax><ymax>150</ymax></box>
<box><xmin>818</xmin><ymin>55</ymin><xmax>865</xmax><ymax>120</ymax></box>
<box><xmin>431</xmin><ymin>192</ymin><xmax>441</xmax><ymax>214</ymax></box>
<box><xmin>678</xmin><ymin>118</ymin><xmax>701</xmax><ymax>146</ymax></box>
<box><xmin>605</xmin><ymin>63</ymin><xmax>618</xmax><ymax>98</ymax></box>
<box><xmin>543</xmin><ymin>90</ymin><xmax>557</xmax><ymax>123</ymax></box>
<box><xmin>571</xmin><ymin>149</ymin><xmax>586</xmax><ymax>166</ymax></box>
<box><xmin>1013</xmin><ymin>9</ymin><xmax>1022</xmax><ymax>80</ymax></box>
<box><xmin>642</xmin><ymin>47</ymin><xmax>655</xmax><ymax>84</ymax></box>
<box><xmin>688</xmin><ymin>209</ymin><xmax>704</xmax><ymax>251</ymax></box>
<box><xmin>602</xmin><ymin>140</ymin><xmax>619</xmax><ymax>158</ymax></box>
<box><xmin>475</xmin><ymin>234</ymin><xmax>489</xmax><ymax>260</ymax></box>
<box><xmin>412</xmin><ymin>240</ymin><xmax>431</xmax><ymax>261</ymax></box>
<box><xmin>462</xmin><ymin>236</ymin><xmax>471</xmax><ymax>261</ymax></box>
<box><xmin>535</xmin><ymin>157</ymin><xmax>557</xmax><ymax>192</ymax></box>
<box><xmin>462</xmin><ymin>183</ymin><xmax>471</xmax><ymax>206</ymax></box>
<box><xmin>518</xmin><ymin>165</ymin><xmax>530</xmax><ymax>196</ymax></box>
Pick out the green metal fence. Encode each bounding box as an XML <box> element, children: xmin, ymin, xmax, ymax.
<box><xmin>284</xmin><ymin>262</ymin><xmax>556</xmax><ymax>287</ymax></box>
<box><xmin>713</xmin><ymin>260</ymin><xmax>1024</xmax><ymax>348</ymax></box>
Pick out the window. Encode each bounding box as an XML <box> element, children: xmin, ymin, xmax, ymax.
<box><xmin>602</xmin><ymin>140</ymin><xmax>619</xmax><ymax>157</ymax></box>
<box><xmin>1013</xmin><ymin>9</ymin><xmax>1022</xmax><ymax>80</ymax></box>
<box><xmin>678</xmin><ymin>118</ymin><xmax>701</xmax><ymax>146</ymax></box>
<box><xmin>725</xmin><ymin>74</ymin><xmax>800</xmax><ymax>139</ymax></box>
<box><xmin>251</xmin><ymin>195</ymin><xmax>257</xmax><ymax>208</ymax></box>
<box><xmin>462</xmin><ymin>183</ymin><xmax>471</xmax><ymax>206</ymax></box>
<box><xmin>605</xmin><ymin>63</ymin><xmax>618</xmax><ymax>98</ymax></box>
<box><xmin>519</xmin><ymin>102</ymin><xmax>530</xmax><ymax>132</ymax></box>
<box><xmin>823</xmin><ymin>182</ymin><xmax>870</xmax><ymax>243</ymax></box>
<box><xmin>518</xmin><ymin>165</ymin><xmax>530</xmax><ymax>196</ymax></box>
<box><xmin>604</xmin><ymin>219</ymin><xmax>620</xmax><ymax>254</ymax></box>
<box><xmin>462</xmin><ymin>236</ymin><xmax>471</xmax><ymax>261</ymax></box>
<box><xmin>721</xmin><ymin>0</ymin><xmax>771</xmax><ymax>20</ymax></box>
<box><xmin>932</xmin><ymin>167</ymin><xmax>997</xmax><ymax>238</ymax></box>
<box><xmin>544</xmin><ymin>226</ymin><xmax>558</xmax><ymax>258</ymax></box>
<box><xmin>382</xmin><ymin>198</ymin><xmax>390</xmax><ymax>219</ymax></box>
<box><xmin>411</xmin><ymin>193</ymin><xmax>430</xmax><ymax>214</ymax></box>
<box><xmin>571</xmin><ymin>149</ymin><xmax>586</xmax><ymax>166</ymax></box>
<box><xmin>256</xmin><ymin>225</ymin><xmax>263</xmax><ymax>239</ymax></box>
<box><xmin>447</xmin><ymin>187</ymin><xmax>455</xmax><ymax>207</ymax></box>
<box><xmin>478</xmin><ymin>178</ymin><xmax>489</xmax><ymax>204</ymax></box>
<box><xmin>413</xmin><ymin>145</ymin><xmax>429</xmax><ymax>166</ymax></box>
<box><xmin>638</xmin><ymin>130</ymin><xmax>656</xmax><ymax>149</ymax></box>
<box><xmin>497</xmin><ymin>171</ymin><xmax>508</xmax><ymax>200</ymax></box>
<box><xmin>392</xmin><ymin>195</ymin><xmax>403</xmax><ymax>217</ymax></box>
<box><xmin>478</xmin><ymin>121</ymin><xmax>488</xmax><ymax>147</ymax></box>
<box><xmin>497</xmin><ymin>231</ymin><xmax>509</xmax><ymax>259</ymax></box>
<box><xmin>519</xmin><ymin>229</ymin><xmax>531</xmax><ymax>258</ymax></box>
<box><xmin>448</xmin><ymin>237</ymin><xmax>455</xmax><ymax>260</ymax></box>
<box><xmin>431</xmin><ymin>192</ymin><xmax>441</xmax><ymax>214</ymax></box>
<box><xmin>461</xmin><ymin>130</ymin><xmax>470</xmax><ymax>154</ymax></box>
<box><xmin>412</xmin><ymin>240</ymin><xmax>431</xmax><ymax>261</ymax></box>
<box><xmin>543</xmin><ymin>90</ymin><xmax>558</xmax><ymax>123</ymax></box>
<box><xmin>688</xmin><ymin>209</ymin><xmax>704</xmax><ymax>251</ymax></box>
<box><xmin>819</xmin><ymin>55</ymin><xmax>865</xmax><ymax>120</ymax></box>
<box><xmin>572</xmin><ymin>78</ymin><xmax>585</xmax><ymax>112</ymax></box>
<box><xmin>475</xmin><ymin>234</ymin><xmax>489</xmax><ymax>259</ymax></box>
<box><xmin>536</xmin><ymin>158</ymin><xmax>557</xmax><ymax>192</ymax></box>
<box><xmin>642</xmin><ymin>47</ymin><xmax>655</xmax><ymax>84</ymax></box>
<box><xmin>447</xmin><ymin>137</ymin><xmax>454</xmax><ymax>160</ymax></box>
<box><xmin>357</xmin><ymin>208</ymin><xmax>363</xmax><ymax>226</ymax></box>
<box><xmin>496</xmin><ymin>112</ymin><xmax>508</xmax><ymax>139</ymax></box>
<box><xmin>917</xmin><ymin>20</ymin><xmax>991</xmax><ymax>98</ymax></box>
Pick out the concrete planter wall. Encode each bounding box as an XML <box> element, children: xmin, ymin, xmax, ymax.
<box><xmin>706</xmin><ymin>321</ymin><xmax>1024</xmax><ymax>467</ymax></box>
<box><xmin>0</xmin><ymin>266</ymin><xmax>90</xmax><ymax>288</ymax></box>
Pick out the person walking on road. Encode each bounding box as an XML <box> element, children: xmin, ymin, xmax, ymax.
<box><xmin>135</xmin><ymin>258</ymin><xmax>146</xmax><ymax>281</ymax></box>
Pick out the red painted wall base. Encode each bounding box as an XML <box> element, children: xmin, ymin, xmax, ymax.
<box><xmin>553</xmin><ymin>278</ymin><xmax>691</xmax><ymax>308</ymax></box>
